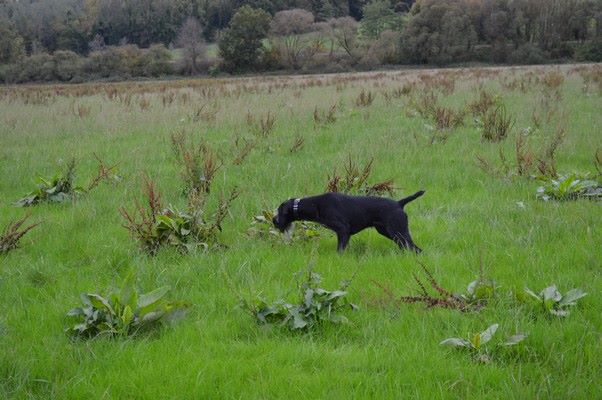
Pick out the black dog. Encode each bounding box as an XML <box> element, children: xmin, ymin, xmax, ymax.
<box><xmin>273</xmin><ymin>191</ymin><xmax>425</xmax><ymax>253</ymax></box>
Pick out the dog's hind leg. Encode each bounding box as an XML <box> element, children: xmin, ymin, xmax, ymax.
<box><xmin>385</xmin><ymin>213</ymin><xmax>422</xmax><ymax>253</ymax></box>
<box><xmin>336</xmin><ymin>231</ymin><xmax>350</xmax><ymax>252</ymax></box>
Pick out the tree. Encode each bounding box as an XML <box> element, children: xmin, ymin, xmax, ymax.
<box><xmin>218</xmin><ymin>6</ymin><xmax>271</xmax><ymax>72</ymax></box>
<box><xmin>360</xmin><ymin>0</ymin><xmax>405</xmax><ymax>39</ymax></box>
<box><xmin>0</xmin><ymin>24</ymin><xmax>25</xmax><ymax>64</ymax></box>
<box><xmin>328</xmin><ymin>17</ymin><xmax>361</xmax><ymax>62</ymax></box>
<box><xmin>401</xmin><ymin>0</ymin><xmax>477</xmax><ymax>64</ymax></box>
<box><xmin>270</xmin><ymin>9</ymin><xmax>315</xmax><ymax>69</ymax></box>
<box><xmin>176</xmin><ymin>17</ymin><xmax>206</xmax><ymax>74</ymax></box>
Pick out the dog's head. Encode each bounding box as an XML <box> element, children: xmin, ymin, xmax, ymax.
<box><xmin>272</xmin><ymin>199</ymin><xmax>295</xmax><ymax>233</ymax></box>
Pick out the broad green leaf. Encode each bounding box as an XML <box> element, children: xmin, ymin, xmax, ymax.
<box><xmin>523</xmin><ymin>288</ymin><xmax>541</xmax><ymax>302</ymax></box>
<box><xmin>440</xmin><ymin>338</ymin><xmax>471</xmax><ymax>347</ymax></box>
<box><xmin>559</xmin><ymin>288</ymin><xmax>587</xmax><ymax>307</ymax></box>
<box><xmin>471</xmin><ymin>333</ymin><xmax>481</xmax><ymax>349</ymax></box>
<box><xmin>138</xmin><ymin>286</ymin><xmax>170</xmax><ymax>309</ymax></box>
<box><xmin>479</xmin><ymin>324</ymin><xmax>498</xmax><ymax>345</ymax></box>
<box><xmin>67</xmin><ymin>307</ymin><xmax>85</xmax><ymax>317</ymax></box>
<box><xmin>291</xmin><ymin>312</ymin><xmax>307</xmax><ymax>330</ymax></box>
<box><xmin>327</xmin><ymin>290</ymin><xmax>347</xmax><ymax>301</ymax></box>
<box><xmin>141</xmin><ymin>310</ymin><xmax>165</xmax><ymax>323</ymax></box>
<box><xmin>87</xmin><ymin>294</ymin><xmax>114</xmax><ymax>314</ymax></box>
<box><xmin>541</xmin><ymin>285</ymin><xmax>562</xmax><ymax>303</ymax></box>
<box><xmin>501</xmin><ymin>333</ymin><xmax>528</xmax><ymax>346</ymax></box>
<box><xmin>120</xmin><ymin>272</ymin><xmax>136</xmax><ymax>308</ymax></box>
<box><xmin>121</xmin><ymin>305</ymin><xmax>134</xmax><ymax>326</ymax></box>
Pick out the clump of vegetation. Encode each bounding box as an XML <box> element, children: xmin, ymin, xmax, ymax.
<box><xmin>16</xmin><ymin>159</ymin><xmax>82</xmax><ymax>207</ymax></box>
<box><xmin>481</xmin><ymin>104</ymin><xmax>514</xmax><ymax>142</ymax></box>
<box><xmin>468</xmin><ymin>90</ymin><xmax>500</xmax><ymax>118</ymax></box>
<box><xmin>120</xmin><ymin>179</ymin><xmax>239</xmax><ymax>254</ymax></box>
<box><xmin>247</xmin><ymin>210</ymin><xmax>321</xmax><ymax>242</ymax></box>
<box><xmin>536</xmin><ymin>124</ymin><xmax>565</xmax><ymax>177</ymax></box>
<box><xmin>536</xmin><ymin>173</ymin><xmax>602</xmax><ymax>201</ymax></box>
<box><xmin>326</xmin><ymin>156</ymin><xmax>395</xmax><ymax>196</ymax></box>
<box><xmin>66</xmin><ymin>274</ymin><xmax>189</xmax><ymax>339</ymax></box>
<box><xmin>430</xmin><ymin>106</ymin><xmax>466</xmax><ymax>130</ymax></box>
<box><xmin>355</xmin><ymin>89</ymin><xmax>375</xmax><ymax>107</ymax></box>
<box><xmin>249</xmin><ymin>111</ymin><xmax>276</xmax><ymax>137</ymax></box>
<box><xmin>517</xmin><ymin>285</ymin><xmax>587</xmax><ymax>317</ymax></box>
<box><xmin>232</xmin><ymin>136</ymin><xmax>256</xmax><ymax>166</ymax></box>
<box><xmin>440</xmin><ymin>324</ymin><xmax>528</xmax><ymax>363</ymax></box>
<box><xmin>15</xmin><ymin>156</ymin><xmax>118</xmax><ymax>207</ymax></box>
<box><xmin>289</xmin><ymin>135</ymin><xmax>305</xmax><ymax>153</ymax></box>
<box><xmin>477</xmin><ymin>123</ymin><xmax>564</xmax><ymax>179</ymax></box>
<box><xmin>313</xmin><ymin>104</ymin><xmax>337</xmax><ymax>128</ymax></box>
<box><xmin>171</xmin><ymin>131</ymin><xmax>222</xmax><ymax>195</ymax></box>
<box><xmin>241</xmin><ymin>266</ymin><xmax>357</xmax><ymax>331</ymax></box>
<box><xmin>376</xmin><ymin>262</ymin><xmax>497</xmax><ymax>312</ymax></box>
<box><xmin>0</xmin><ymin>215</ymin><xmax>40</xmax><ymax>255</ymax></box>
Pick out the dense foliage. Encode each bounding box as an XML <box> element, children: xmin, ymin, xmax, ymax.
<box><xmin>1</xmin><ymin>0</ymin><xmax>600</xmax><ymax>82</ymax></box>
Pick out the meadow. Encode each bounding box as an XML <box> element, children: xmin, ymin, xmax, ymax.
<box><xmin>1</xmin><ymin>64</ymin><xmax>601</xmax><ymax>399</ymax></box>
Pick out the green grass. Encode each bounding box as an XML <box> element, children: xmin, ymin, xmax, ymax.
<box><xmin>1</xmin><ymin>64</ymin><xmax>601</xmax><ymax>399</ymax></box>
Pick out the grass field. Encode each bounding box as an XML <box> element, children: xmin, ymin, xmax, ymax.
<box><xmin>1</xmin><ymin>64</ymin><xmax>601</xmax><ymax>399</ymax></box>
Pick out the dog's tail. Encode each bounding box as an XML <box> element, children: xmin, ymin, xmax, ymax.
<box><xmin>398</xmin><ymin>190</ymin><xmax>425</xmax><ymax>208</ymax></box>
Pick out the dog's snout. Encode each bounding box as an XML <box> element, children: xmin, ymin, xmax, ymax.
<box><xmin>272</xmin><ymin>215</ymin><xmax>278</xmax><ymax>225</ymax></box>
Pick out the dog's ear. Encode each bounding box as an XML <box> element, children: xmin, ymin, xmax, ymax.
<box><xmin>280</xmin><ymin>199</ymin><xmax>293</xmax><ymax>216</ymax></box>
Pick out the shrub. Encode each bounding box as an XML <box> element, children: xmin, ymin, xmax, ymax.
<box><xmin>574</xmin><ymin>39</ymin><xmax>602</xmax><ymax>62</ymax></box>
<box><xmin>508</xmin><ymin>43</ymin><xmax>549</xmax><ymax>65</ymax></box>
<box><xmin>241</xmin><ymin>266</ymin><xmax>357</xmax><ymax>331</ymax></box>
<box><xmin>53</xmin><ymin>50</ymin><xmax>83</xmax><ymax>81</ymax></box>
<box><xmin>363</xmin><ymin>30</ymin><xmax>402</xmax><ymax>65</ymax></box>
<box><xmin>66</xmin><ymin>274</ymin><xmax>189</xmax><ymax>338</ymax></box>
<box><xmin>142</xmin><ymin>44</ymin><xmax>173</xmax><ymax>76</ymax></box>
<box><xmin>0</xmin><ymin>215</ymin><xmax>40</xmax><ymax>255</ymax></box>
<box><xmin>17</xmin><ymin>53</ymin><xmax>55</xmax><ymax>82</ymax></box>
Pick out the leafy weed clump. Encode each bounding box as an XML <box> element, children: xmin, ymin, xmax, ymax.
<box><xmin>247</xmin><ymin>210</ymin><xmax>322</xmax><ymax>242</ymax></box>
<box><xmin>120</xmin><ymin>179</ymin><xmax>239</xmax><ymax>254</ymax></box>
<box><xmin>326</xmin><ymin>156</ymin><xmax>395</xmax><ymax>196</ymax></box>
<box><xmin>468</xmin><ymin>90</ymin><xmax>500</xmax><ymax>118</ymax></box>
<box><xmin>241</xmin><ymin>266</ymin><xmax>357</xmax><ymax>331</ymax></box>
<box><xmin>517</xmin><ymin>284</ymin><xmax>587</xmax><ymax>317</ymax></box>
<box><xmin>481</xmin><ymin>104</ymin><xmax>514</xmax><ymax>142</ymax></box>
<box><xmin>171</xmin><ymin>131</ymin><xmax>222</xmax><ymax>195</ymax></box>
<box><xmin>377</xmin><ymin>262</ymin><xmax>497</xmax><ymax>312</ymax></box>
<box><xmin>66</xmin><ymin>274</ymin><xmax>189</xmax><ymax>339</ymax></box>
<box><xmin>0</xmin><ymin>215</ymin><xmax>40</xmax><ymax>255</ymax></box>
<box><xmin>16</xmin><ymin>156</ymin><xmax>118</xmax><ymax>207</ymax></box>
<box><xmin>355</xmin><ymin>89</ymin><xmax>375</xmax><ymax>107</ymax></box>
<box><xmin>313</xmin><ymin>104</ymin><xmax>337</xmax><ymax>128</ymax></box>
<box><xmin>441</xmin><ymin>324</ymin><xmax>528</xmax><ymax>363</ymax></box>
<box><xmin>536</xmin><ymin>173</ymin><xmax>602</xmax><ymax>201</ymax></box>
<box><xmin>16</xmin><ymin>159</ymin><xmax>82</xmax><ymax>206</ymax></box>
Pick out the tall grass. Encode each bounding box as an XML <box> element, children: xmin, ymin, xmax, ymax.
<box><xmin>0</xmin><ymin>64</ymin><xmax>600</xmax><ymax>399</ymax></box>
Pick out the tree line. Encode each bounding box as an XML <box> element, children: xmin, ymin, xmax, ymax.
<box><xmin>1</xmin><ymin>0</ymin><xmax>600</xmax><ymax>83</ymax></box>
